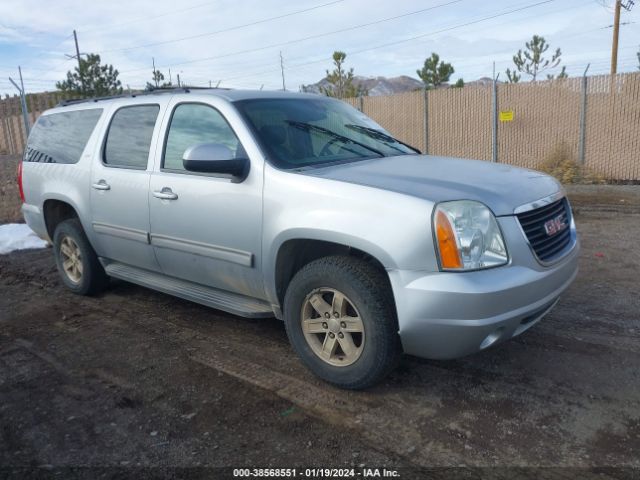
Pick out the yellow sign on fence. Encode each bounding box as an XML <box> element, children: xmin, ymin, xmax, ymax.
<box><xmin>499</xmin><ymin>110</ymin><xmax>514</xmax><ymax>122</ymax></box>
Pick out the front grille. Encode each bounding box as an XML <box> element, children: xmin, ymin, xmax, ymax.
<box><xmin>517</xmin><ymin>197</ymin><xmax>572</xmax><ymax>263</ymax></box>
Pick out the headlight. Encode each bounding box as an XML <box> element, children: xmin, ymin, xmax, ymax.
<box><xmin>433</xmin><ymin>200</ymin><xmax>508</xmax><ymax>271</ymax></box>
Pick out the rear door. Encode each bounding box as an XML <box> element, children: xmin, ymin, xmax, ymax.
<box><xmin>90</xmin><ymin>101</ymin><xmax>165</xmax><ymax>271</ymax></box>
<box><xmin>148</xmin><ymin>98</ymin><xmax>265</xmax><ymax>299</ymax></box>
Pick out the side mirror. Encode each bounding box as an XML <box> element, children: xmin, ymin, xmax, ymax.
<box><xmin>182</xmin><ymin>143</ymin><xmax>248</xmax><ymax>179</ymax></box>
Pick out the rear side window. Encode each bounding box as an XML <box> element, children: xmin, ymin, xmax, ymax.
<box><xmin>104</xmin><ymin>105</ymin><xmax>159</xmax><ymax>169</ymax></box>
<box><xmin>24</xmin><ymin>109</ymin><xmax>103</xmax><ymax>164</ymax></box>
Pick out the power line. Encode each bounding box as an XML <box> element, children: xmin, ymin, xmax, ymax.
<box><xmin>78</xmin><ymin>0</ymin><xmax>217</xmax><ymax>35</ymax></box>
<box><xmin>140</xmin><ymin>0</ymin><xmax>587</xmax><ymax>84</ymax></box>
<box><xmin>359</xmin><ymin>12</ymin><xmax>637</xmax><ymax>80</ymax></box>
<box><xmin>342</xmin><ymin>0</ymin><xmax>592</xmax><ymax>76</ymax></box>
<box><xmin>230</xmin><ymin>30</ymin><xmax>640</xmax><ymax>87</ymax></box>
<box><xmin>18</xmin><ymin>33</ymin><xmax>74</xmax><ymax>70</ymax></box>
<box><xmin>119</xmin><ymin>0</ymin><xmax>469</xmax><ymax>74</ymax></box>
<box><xmin>210</xmin><ymin>0</ymin><xmax>557</xmax><ymax>85</ymax></box>
<box><xmin>97</xmin><ymin>0</ymin><xmax>347</xmax><ymax>54</ymax></box>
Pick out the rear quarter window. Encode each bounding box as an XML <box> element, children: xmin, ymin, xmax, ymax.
<box><xmin>24</xmin><ymin>109</ymin><xmax>103</xmax><ymax>164</ymax></box>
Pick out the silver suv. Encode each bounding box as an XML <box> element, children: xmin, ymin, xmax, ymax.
<box><xmin>19</xmin><ymin>88</ymin><xmax>579</xmax><ymax>389</ymax></box>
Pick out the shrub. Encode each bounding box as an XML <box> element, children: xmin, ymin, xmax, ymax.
<box><xmin>537</xmin><ymin>142</ymin><xmax>605</xmax><ymax>184</ymax></box>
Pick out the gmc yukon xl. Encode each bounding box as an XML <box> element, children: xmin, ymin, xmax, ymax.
<box><xmin>18</xmin><ymin>88</ymin><xmax>579</xmax><ymax>389</ymax></box>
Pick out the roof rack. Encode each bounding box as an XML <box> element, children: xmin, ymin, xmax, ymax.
<box><xmin>56</xmin><ymin>86</ymin><xmax>230</xmax><ymax>107</ymax></box>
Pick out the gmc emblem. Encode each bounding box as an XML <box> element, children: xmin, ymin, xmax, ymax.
<box><xmin>544</xmin><ymin>215</ymin><xmax>567</xmax><ymax>236</ymax></box>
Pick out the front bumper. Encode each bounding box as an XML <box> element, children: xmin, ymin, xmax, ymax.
<box><xmin>390</xmin><ymin>217</ymin><xmax>579</xmax><ymax>360</ymax></box>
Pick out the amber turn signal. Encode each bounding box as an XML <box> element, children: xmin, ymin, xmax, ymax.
<box><xmin>435</xmin><ymin>209</ymin><xmax>462</xmax><ymax>269</ymax></box>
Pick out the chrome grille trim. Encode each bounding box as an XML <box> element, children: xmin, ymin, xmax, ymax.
<box><xmin>516</xmin><ymin>197</ymin><xmax>575</xmax><ymax>264</ymax></box>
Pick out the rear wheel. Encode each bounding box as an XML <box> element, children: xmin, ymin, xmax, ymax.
<box><xmin>53</xmin><ymin>218</ymin><xmax>109</xmax><ymax>295</ymax></box>
<box><xmin>283</xmin><ymin>256</ymin><xmax>401</xmax><ymax>389</ymax></box>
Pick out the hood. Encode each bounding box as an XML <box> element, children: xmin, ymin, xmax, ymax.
<box><xmin>300</xmin><ymin>155</ymin><xmax>561</xmax><ymax>216</ymax></box>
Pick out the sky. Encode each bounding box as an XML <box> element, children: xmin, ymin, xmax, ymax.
<box><xmin>0</xmin><ymin>0</ymin><xmax>639</xmax><ymax>96</ymax></box>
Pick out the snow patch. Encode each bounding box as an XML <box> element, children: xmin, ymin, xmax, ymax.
<box><xmin>0</xmin><ymin>223</ymin><xmax>48</xmax><ymax>255</ymax></box>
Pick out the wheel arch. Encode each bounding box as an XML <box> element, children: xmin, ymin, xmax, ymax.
<box><xmin>42</xmin><ymin>196</ymin><xmax>83</xmax><ymax>240</ymax></box>
<box><xmin>269</xmin><ymin>231</ymin><xmax>395</xmax><ymax>315</ymax></box>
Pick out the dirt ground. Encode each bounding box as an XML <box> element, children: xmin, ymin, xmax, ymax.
<box><xmin>1</xmin><ymin>208</ymin><xmax>639</xmax><ymax>478</ymax></box>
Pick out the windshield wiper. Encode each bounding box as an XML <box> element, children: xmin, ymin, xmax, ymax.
<box><xmin>344</xmin><ymin>124</ymin><xmax>421</xmax><ymax>154</ymax></box>
<box><xmin>286</xmin><ymin>121</ymin><xmax>385</xmax><ymax>158</ymax></box>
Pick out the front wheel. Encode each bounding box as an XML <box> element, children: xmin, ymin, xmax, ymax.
<box><xmin>283</xmin><ymin>256</ymin><xmax>401</xmax><ymax>389</ymax></box>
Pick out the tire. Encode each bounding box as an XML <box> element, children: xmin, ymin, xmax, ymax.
<box><xmin>52</xmin><ymin>218</ymin><xmax>109</xmax><ymax>295</ymax></box>
<box><xmin>283</xmin><ymin>255</ymin><xmax>401</xmax><ymax>389</ymax></box>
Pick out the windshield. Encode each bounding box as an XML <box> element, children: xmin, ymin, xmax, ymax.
<box><xmin>234</xmin><ymin>97</ymin><xmax>418</xmax><ymax>169</ymax></box>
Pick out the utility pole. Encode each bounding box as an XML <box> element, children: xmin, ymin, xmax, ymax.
<box><xmin>177</xmin><ymin>74</ymin><xmax>181</xmax><ymax>88</ymax></box>
<box><xmin>578</xmin><ymin>64</ymin><xmax>590</xmax><ymax>165</ymax></box>
<box><xmin>73</xmin><ymin>30</ymin><xmax>84</xmax><ymax>92</ymax></box>
<box><xmin>152</xmin><ymin>57</ymin><xmax>158</xmax><ymax>88</ymax></box>
<box><xmin>73</xmin><ymin>30</ymin><xmax>82</xmax><ymax>72</ymax></box>
<box><xmin>492</xmin><ymin>69</ymin><xmax>500</xmax><ymax>163</ymax></box>
<box><xmin>280</xmin><ymin>51</ymin><xmax>286</xmax><ymax>91</ymax></box>
<box><xmin>9</xmin><ymin>66</ymin><xmax>30</xmax><ymax>136</ymax></box>
<box><xmin>65</xmin><ymin>30</ymin><xmax>86</xmax><ymax>93</ymax></box>
<box><xmin>611</xmin><ymin>1</ymin><xmax>622</xmax><ymax>74</ymax></box>
<box><xmin>611</xmin><ymin>0</ymin><xmax>635</xmax><ymax>74</ymax></box>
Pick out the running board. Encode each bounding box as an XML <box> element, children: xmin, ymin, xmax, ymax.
<box><xmin>103</xmin><ymin>262</ymin><xmax>274</xmax><ymax>318</ymax></box>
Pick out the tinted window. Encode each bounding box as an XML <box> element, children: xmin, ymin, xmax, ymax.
<box><xmin>104</xmin><ymin>105</ymin><xmax>159</xmax><ymax>168</ymax></box>
<box><xmin>25</xmin><ymin>109</ymin><xmax>103</xmax><ymax>164</ymax></box>
<box><xmin>163</xmin><ymin>103</ymin><xmax>242</xmax><ymax>171</ymax></box>
<box><xmin>235</xmin><ymin>98</ymin><xmax>416</xmax><ymax>169</ymax></box>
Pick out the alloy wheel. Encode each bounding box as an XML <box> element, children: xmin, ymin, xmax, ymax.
<box><xmin>300</xmin><ymin>288</ymin><xmax>365</xmax><ymax>367</ymax></box>
<box><xmin>60</xmin><ymin>236</ymin><xmax>83</xmax><ymax>284</ymax></box>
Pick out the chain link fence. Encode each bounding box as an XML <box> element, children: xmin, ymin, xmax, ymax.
<box><xmin>1</xmin><ymin>73</ymin><xmax>639</xmax><ymax>181</ymax></box>
<box><xmin>346</xmin><ymin>72</ymin><xmax>640</xmax><ymax>182</ymax></box>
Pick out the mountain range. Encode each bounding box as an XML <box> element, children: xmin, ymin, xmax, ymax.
<box><xmin>301</xmin><ymin>75</ymin><xmax>495</xmax><ymax>96</ymax></box>
<box><xmin>301</xmin><ymin>75</ymin><xmax>423</xmax><ymax>96</ymax></box>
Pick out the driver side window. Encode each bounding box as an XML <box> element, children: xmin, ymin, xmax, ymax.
<box><xmin>163</xmin><ymin>103</ymin><xmax>242</xmax><ymax>171</ymax></box>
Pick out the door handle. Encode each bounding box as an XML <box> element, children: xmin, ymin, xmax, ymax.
<box><xmin>153</xmin><ymin>188</ymin><xmax>178</xmax><ymax>200</ymax></box>
<box><xmin>92</xmin><ymin>180</ymin><xmax>110</xmax><ymax>191</ymax></box>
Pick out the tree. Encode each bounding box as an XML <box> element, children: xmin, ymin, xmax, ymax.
<box><xmin>145</xmin><ymin>69</ymin><xmax>172</xmax><ymax>91</ymax></box>
<box><xmin>507</xmin><ymin>35</ymin><xmax>567</xmax><ymax>82</ymax></box>
<box><xmin>452</xmin><ymin>78</ymin><xmax>464</xmax><ymax>88</ymax></box>
<box><xmin>505</xmin><ymin>69</ymin><xmax>521</xmax><ymax>84</ymax></box>
<box><xmin>320</xmin><ymin>51</ymin><xmax>366</xmax><ymax>98</ymax></box>
<box><xmin>416</xmin><ymin>53</ymin><xmax>454</xmax><ymax>89</ymax></box>
<box><xmin>637</xmin><ymin>46</ymin><xmax>640</xmax><ymax>70</ymax></box>
<box><xmin>56</xmin><ymin>54</ymin><xmax>122</xmax><ymax>97</ymax></box>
